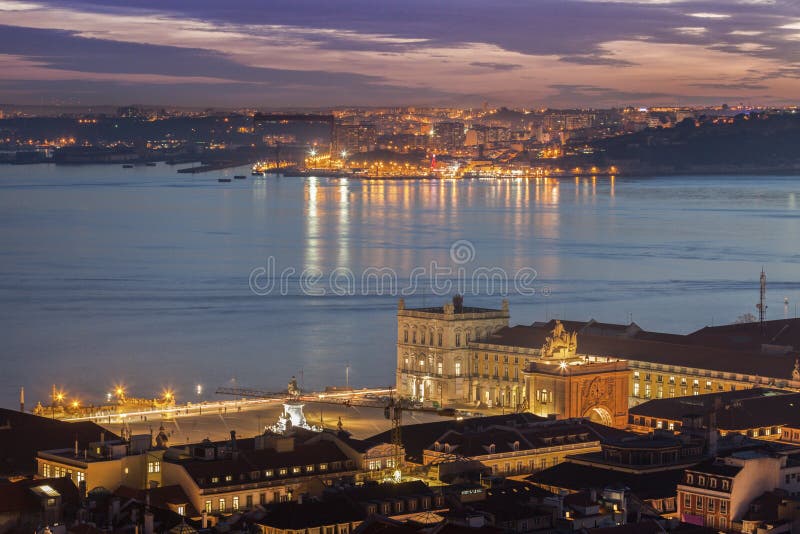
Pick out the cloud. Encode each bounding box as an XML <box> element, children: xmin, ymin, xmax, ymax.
<box><xmin>469</xmin><ymin>62</ymin><xmax>522</xmax><ymax>71</ymax></box>
<box><xmin>0</xmin><ymin>0</ymin><xmax>797</xmax><ymax>106</ymax></box>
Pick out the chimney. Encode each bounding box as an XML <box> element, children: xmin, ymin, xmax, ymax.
<box><xmin>19</xmin><ymin>387</ymin><xmax>24</xmax><ymax>413</ymax></box>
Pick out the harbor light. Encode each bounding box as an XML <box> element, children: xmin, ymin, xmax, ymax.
<box><xmin>340</xmin><ymin>150</ymin><xmax>348</xmax><ymax>159</ymax></box>
<box><xmin>196</xmin><ymin>384</ymin><xmax>203</xmax><ymax>396</ymax></box>
<box><xmin>71</xmin><ymin>400</ymin><xmax>80</xmax><ymax>409</ymax></box>
<box><xmin>309</xmin><ymin>148</ymin><xmax>317</xmax><ymax>157</ymax></box>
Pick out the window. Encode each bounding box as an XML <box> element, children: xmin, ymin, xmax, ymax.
<box><xmin>42</xmin><ymin>464</ymin><xmax>51</xmax><ymax>477</ymax></box>
<box><xmin>420</xmin><ymin>330</ymin><xmax>425</xmax><ymax>344</ymax></box>
<box><xmin>455</xmin><ymin>361</ymin><xmax>462</xmax><ymax>376</ymax></box>
<box><xmin>669</xmin><ymin>376</ymin><xmax>676</xmax><ymax>384</ymax></box>
<box><xmin>696</xmin><ymin>496</ymin><xmax>703</xmax><ymax>510</ymax></box>
<box><xmin>429</xmin><ymin>330</ymin><xmax>434</xmax><ymax>346</ymax></box>
<box><xmin>698</xmin><ymin>475</ymin><xmax>705</xmax><ymax>486</ymax></box>
<box><xmin>319</xmin><ymin>463</ymin><xmax>327</xmax><ymax>471</ymax></box>
<box><xmin>219</xmin><ymin>498</ymin><xmax>226</xmax><ymax>512</ymax></box>
<box><xmin>264</xmin><ymin>469</ymin><xmax>273</xmax><ymax>477</ymax></box>
<box><xmin>148</xmin><ymin>461</ymin><xmax>161</xmax><ymax>473</ymax></box>
<box><xmin>720</xmin><ymin>518</ymin><xmax>727</xmax><ymax>529</ymax></box>
<box><xmin>634</xmin><ymin>371</ymin><xmax>640</xmax><ymax>380</ymax></box>
<box><xmin>260</xmin><ymin>493</ymin><xmax>266</xmax><ymax>505</ymax></box>
<box><xmin>437</xmin><ymin>362</ymin><xmax>443</xmax><ymax>376</ymax></box>
<box><xmin>403</xmin><ymin>330</ymin><xmax>408</xmax><ymax>343</ymax></box>
<box><xmin>211</xmin><ymin>476</ymin><xmax>219</xmax><ymax>484</ymax></box>
<box><xmin>368</xmin><ymin>459</ymin><xmax>381</xmax><ymax>470</ymax></box>
<box><xmin>279</xmin><ymin>468</ymin><xmax>288</xmax><ymax>476</ymax></box>
<box><xmin>657</xmin><ymin>374</ymin><xmax>663</xmax><ymax>383</ymax></box>
<box><xmin>455</xmin><ymin>333</ymin><xmax>461</xmax><ymax>347</ymax></box>
<box><xmin>708</xmin><ymin>498</ymin><xmax>715</xmax><ymax>513</ymax></box>
<box><xmin>705</xmin><ymin>380</ymin><xmax>712</xmax><ymax>390</ymax></box>
<box><xmin>681</xmin><ymin>377</ymin><xmax>687</xmax><ymax>386</ymax></box>
<box><xmin>292</xmin><ymin>466</ymin><xmax>301</xmax><ymax>474</ymax></box>
<box><xmin>645</xmin><ymin>384</ymin><xmax>651</xmax><ymax>398</ymax></box>
<box><xmin>684</xmin><ymin>494</ymin><xmax>691</xmax><ymax>508</ymax></box>
<box><xmin>466</xmin><ymin>332</ymin><xmax>471</xmax><ymax>343</ymax></box>
<box><xmin>710</xmin><ymin>478</ymin><xmax>717</xmax><ymax>489</ymax></box>
<box><xmin>438</xmin><ymin>333</ymin><xmax>443</xmax><ymax>346</ymax></box>
<box><xmin>205</xmin><ymin>501</ymin><xmax>212</xmax><ymax>513</ymax></box>
<box><xmin>693</xmin><ymin>379</ymin><xmax>699</xmax><ymax>388</ymax></box>
<box><xmin>687</xmin><ymin>474</ymin><xmax>694</xmax><ymax>484</ymax></box>
<box><xmin>634</xmin><ymin>383</ymin><xmax>640</xmax><ymax>397</ymax></box>
<box><xmin>722</xmin><ymin>480</ymin><xmax>730</xmax><ymax>491</ymax></box>
<box><xmin>412</xmin><ymin>330</ymin><xmax>417</xmax><ymax>343</ymax></box>
<box><xmin>224</xmin><ymin>475</ymin><xmax>232</xmax><ymax>482</ymax></box>
<box><xmin>645</xmin><ymin>373</ymin><xmax>651</xmax><ymax>382</ymax></box>
<box><xmin>720</xmin><ymin>500</ymin><xmax>728</xmax><ymax>514</ymax></box>
<box><xmin>306</xmin><ymin>464</ymin><xmax>314</xmax><ymax>473</ymax></box>
<box><xmin>177</xmin><ymin>505</ymin><xmax>185</xmax><ymax>516</ymax></box>
<box><xmin>76</xmin><ymin>471</ymin><xmax>85</xmax><ymax>484</ymax></box>
<box><xmin>232</xmin><ymin>496</ymin><xmax>239</xmax><ymax>511</ymax></box>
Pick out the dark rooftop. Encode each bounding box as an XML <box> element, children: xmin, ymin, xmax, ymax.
<box><xmin>630</xmin><ymin>388</ymin><xmax>800</xmax><ymax>430</ymax></box>
<box><xmin>483</xmin><ymin>320</ymin><xmax>798</xmax><ymax>379</ymax></box>
<box><xmin>0</xmin><ymin>408</ymin><xmax>119</xmax><ymax>476</ymax></box>
<box><xmin>367</xmin><ymin>413</ymin><xmax>544</xmax><ymax>463</ymax></box>
<box><xmin>528</xmin><ymin>461</ymin><xmax>686</xmax><ymax>500</ymax></box>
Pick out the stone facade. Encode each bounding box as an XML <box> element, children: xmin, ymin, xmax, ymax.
<box><xmin>396</xmin><ymin>297</ymin><xmax>509</xmax><ymax>405</ymax></box>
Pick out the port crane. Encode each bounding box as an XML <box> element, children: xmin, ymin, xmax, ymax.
<box><xmin>216</xmin><ymin>379</ymin><xmax>443</xmax><ymax>478</ymax></box>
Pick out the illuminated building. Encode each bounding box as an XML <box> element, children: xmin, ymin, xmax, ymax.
<box><xmin>396</xmin><ymin>300</ymin><xmax>800</xmax><ymax>422</ymax></box>
<box><xmin>332</xmin><ymin>124</ymin><xmax>377</xmax><ymax>154</ymax></box>
<box><xmin>432</xmin><ymin>121</ymin><xmax>465</xmax><ymax>151</ymax></box>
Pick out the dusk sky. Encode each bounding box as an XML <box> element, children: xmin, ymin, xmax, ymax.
<box><xmin>1</xmin><ymin>0</ymin><xmax>799</xmax><ymax>108</ymax></box>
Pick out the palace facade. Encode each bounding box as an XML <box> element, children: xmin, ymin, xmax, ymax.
<box><xmin>396</xmin><ymin>298</ymin><xmax>800</xmax><ymax>423</ymax></box>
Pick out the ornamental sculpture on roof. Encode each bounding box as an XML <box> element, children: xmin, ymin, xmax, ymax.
<box><xmin>542</xmin><ymin>320</ymin><xmax>578</xmax><ymax>359</ymax></box>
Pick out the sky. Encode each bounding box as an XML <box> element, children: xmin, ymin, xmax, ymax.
<box><xmin>0</xmin><ymin>0</ymin><xmax>799</xmax><ymax>108</ymax></box>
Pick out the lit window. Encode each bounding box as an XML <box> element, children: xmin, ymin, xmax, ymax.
<box><xmin>264</xmin><ymin>470</ymin><xmax>273</xmax><ymax>477</ymax></box>
<box><xmin>233</xmin><ymin>496</ymin><xmax>239</xmax><ymax>511</ymax></box>
<box><xmin>219</xmin><ymin>498</ymin><xmax>226</xmax><ymax>512</ymax></box>
<box><xmin>225</xmin><ymin>475</ymin><xmax>232</xmax><ymax>482</ymax></box>
<box><xmin>455</xmin><ymin>361</ymin><xmax>462</xmax><ymax>377</ymax></box>
<box><xmin>148</xmin><ymin>461</ymin><xmax>161</xmax><ymax>473</ymax></box>
<box><xmin>306</xmin><ymin>465</ymin><xmax>314</xmax><ymax>472</ymax></box>
<box><xmin>205</xmin><ymin>501</ymin><xmax>212</xmax><ymax>513</ymax></box>
<box><xmin>319</xmin><ymin>464</ymin><xmax>327</xmax><ymax>471</ymax></box>
<box><xmin>177</xmin><ymin>505</ymin><xmax>185</xmax><ymax>516</ymax></box>
<box><xmin>292</xmin><ymin>466</ymin><xmax>301</xmax><ymax>474</ymax></box>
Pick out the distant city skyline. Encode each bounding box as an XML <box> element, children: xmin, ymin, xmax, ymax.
<box><xmin>0</xmin><ymin>0</ymin><xmax>798</xmax><ymax>108</ymax></box>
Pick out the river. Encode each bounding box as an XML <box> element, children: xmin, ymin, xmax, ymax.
<box><xmin>1</xmin><ymin>163</ymin><xmax>798</xmax><ymax>409</ymax></box>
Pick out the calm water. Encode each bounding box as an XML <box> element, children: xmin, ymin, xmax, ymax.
<box><xmin>1</xmin><ymin>164</ymin><xmax>799</xmax><ymax>409</ymax></box>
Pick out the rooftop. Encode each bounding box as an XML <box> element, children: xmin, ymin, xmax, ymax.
<box><xmin>630</xmin><ymin>388</ymin><xmax>800</xmax><ymax>430</ymax></box>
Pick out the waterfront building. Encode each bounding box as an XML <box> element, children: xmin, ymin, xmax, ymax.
<box><xmin>396</xmin><ymin>299</ymin><xmax>800</xmax><ymax>419</ymax></box>
<box><xmin>396</xmin><ymin>297</ymin><xmax>510</xmax><ymax>406</ymax></box>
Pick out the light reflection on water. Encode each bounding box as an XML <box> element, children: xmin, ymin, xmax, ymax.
<box><xmin>0</xmin><ymin>164</ymin><xmax>799</xmax><ymax>408</ymax></box>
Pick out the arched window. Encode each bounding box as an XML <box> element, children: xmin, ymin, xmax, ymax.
<box><xmin>403</xmin><ymin>329</ymin><xmax>409</xmax><ymax>343</ymax></box>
